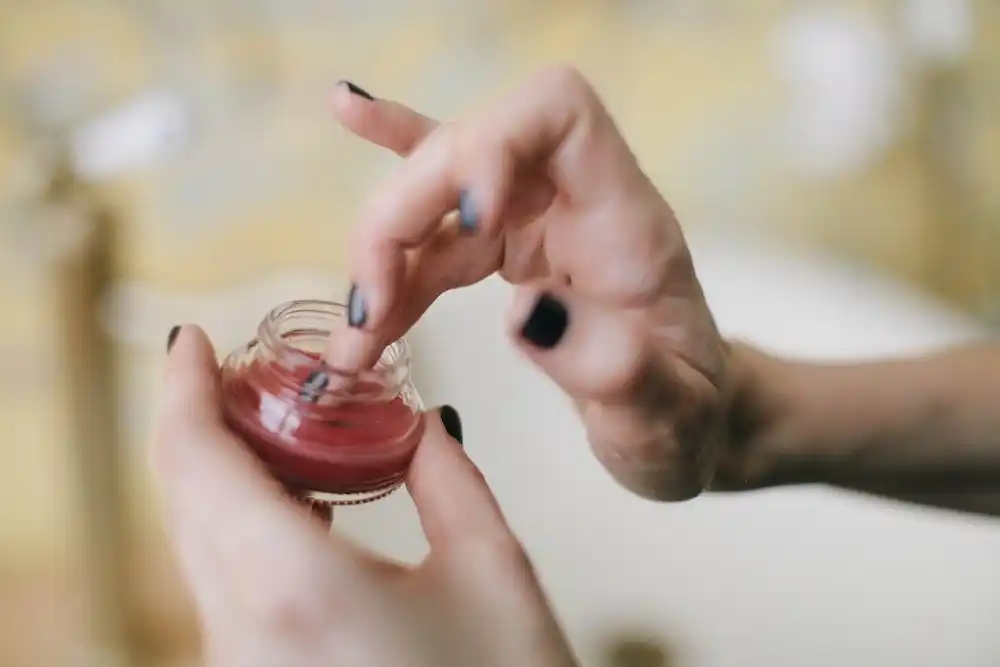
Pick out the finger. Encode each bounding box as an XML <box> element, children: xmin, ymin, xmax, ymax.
<box><xmin>152</xmin><ymin>327</ymin><xmax>367</xmax><ymax>608</ymax></box>
<box><xmin>506</xmin><ymin>282</ymin><xmax>648</xmax><ymax>401</ymax></box>
<box><xmin>153</xmin><ymin>325</ymin><xmax>304</xmax><ymax>530</ymax></box>
<box><xmin>506</xmin><ymin>285</ymin><xmax>714</xmax><ymax>501</ymax></box>
<box><xmin>342</xmin><ymin>125</ymin><xmax>515</xmax><ymax>338</ymax></box>
<box><xmin>406</xmin><ymin>407</ymin><xmax>516</xmax><ymax>554</ymax></box>
<box><xmin>327</xmin><ymin>168</ymin><xmax>552</xmax><ymax>371</ymax></box>
<box><xmin>344</xmin><ymin>65</ymin><xmax>659</xmax><ymax>337</ymax></box>
<box><xmin>330</xmin><ymin>80</ymin><xmax>439</xmax><ymax>157</ymax></box>
<box><xmin>327</xmin><ymin>222</ymin><xmax>506</xmax><ymax>369</ymax></box>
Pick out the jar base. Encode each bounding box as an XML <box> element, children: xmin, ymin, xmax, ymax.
<box><xmin>303</xmin><ymin>482</ymin><xmax>403</xmax><ymax>507</ymax></box>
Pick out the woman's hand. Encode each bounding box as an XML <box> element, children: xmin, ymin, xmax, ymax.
<box><xmin>327</xmin><ymin>68</ymin><xmax>729</xmax><ymax>500</ymax></box>
<box><xmin>153</xmin><ymin>326</ymin><xmax>579</xmax><ymax>667</ymax></box>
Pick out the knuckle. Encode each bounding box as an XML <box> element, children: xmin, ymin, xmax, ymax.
<box><xmin>431</xmin><ymin>121</ymin><xmax>464</xmax><ymax>161</ymax></box>
<box><xmin>475</xmin><ymin>532</ymin><xmax>535</xmax><ymax>577</ymax></box>
<box><xmin>443</xmin><ymin>523</ymin><xmax>534</xmax><ymax>579</ymax></box>
<box><xmin>577</xmin><ymin>329</ymin><xmax>651</xmax><ymax>401</ymax></box>
<box><xmin>497</xmin><ymin>259</ymin><xmax>528</xmax><ymax>284</ymax></box>
<box><xmin>497</xmin><ymin>536</ymin><xmax>535</xmax><ymax>574</ymax></box>
<box><xmin>464</xmin><ymin>458</ymin><xmax>492</xmax><ymax>489</ymax></box>
<box><xmin>537</xmin><ymin>64</ymin><xmax>595</xmax><ymax>103</ymax></box>
<box><xmin>605</xmin><ymin>346</ymin><xmax>652</xmax><ymax>398</ymax></box>
<box><xmin>452</xmin><ymin>121</ymin><xmax>504</xmax><ymax>172</ymax></box>
<box><xmin>444</xmin><ymin>122</ymin><xmax>489</xmax><ymax>181</ymax></box>
<box><xmin>257</xmin><ymin>595</ymin><xmax>327</xmax><ymax>645</ymax></box>
<box><xmin>247</xmin><ymin>574</ymin><xmax>335</xmax><ymax>644</ymax></box>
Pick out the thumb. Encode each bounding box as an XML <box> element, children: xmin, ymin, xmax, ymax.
<box><xmin>507</xmin><ymin>284</ymin><xmax>712</xmax><ymax>501</ymax></box>
<box><xmin>506</xmin><ymin>283</ymin><xmax>648</xmax><ymax>401</ymax></box>
<box><xmin>159</xmin><ymin>324</ymin><xmax>224</xmax><ymax>434</ymax></box>
<box><xmin>152</xmin><ymin>324</ymin><xmax>288</xmax><ymax>520</ymax></box>
<box><xmin>153</xmin><ymin>326</ymin><xmax>368</xmax><ymax>611</ymax></box>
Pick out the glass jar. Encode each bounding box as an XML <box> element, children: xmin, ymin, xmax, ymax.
<box><xmin>221</xmin><ymin>299</ymin><xmax>424</xmax><ymax>507</ymax></box>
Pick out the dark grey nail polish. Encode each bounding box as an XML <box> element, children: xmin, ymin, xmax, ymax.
<box><xmin>439</xmin><ymin>405</ymin><xmax>463</xmax><ymax>445</ymax></box>
<box><xmin>347</xmin><ymin>283</ymin><xmax>367</xmax><ymax>328</ymax></box>
<box><xmin>520</xmin><ymin>293</ymin><xmax>569</xmax><ymax>350</ymax></box>
<box><xmin>341</xmin><ymin>80</ymin><xmax>374</xmax><ymax>101</ymax></box>
<box><xmin>458</xmin><ymin>190</ymin><xmax>478</xmax><ymax>234</ymax></box>
<box><xmin>299</xmin><ymin>368</ymin><xmax>331</xmax><ymax>403</ymax></box>
<box><xmin>167</xmin><ymin>325</ymin><xmax>181</xmax><ymax>353</ymax></box>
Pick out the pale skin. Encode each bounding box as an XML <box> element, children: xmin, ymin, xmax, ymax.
<box><xmin>156</xmin><ymin>326</ymin><xmax>578</xmax><ymax>667</ymax></box>
<box><xmin>154</xmin><ymin>67</ymin><xmax>1000</xmax><ymax>666</ymax></box>
<box><xmin>327</xmin><ymin>67</ymin><xmax>1000</xmax><ymax>515</ymax></box>
<box><xmin>729</xmin><ymin>343</ymin><xmax>1000</xmax><ymax>515</ymax></box>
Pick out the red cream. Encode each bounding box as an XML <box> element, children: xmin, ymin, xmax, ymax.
<box><xmin>220</xmin><ymin>300</ymin><xmax>424</xmax><ymax>505</ymax></box>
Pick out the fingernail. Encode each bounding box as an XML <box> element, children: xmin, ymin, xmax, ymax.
<box><xmin>167</xmin><ymin>325</ymin><xmax>181</xmax><ymax>353</ymax></box>
<box><xmin>299</xmin><ymin>368</ymin><xmax>330</xmax><ymax>403</ymax></box>
<box><xmin>347</xmin><ymin>283</ymin><xmax>367</xmax><ymax>328</ymax></box>
<box><xmin>439</xmin><ymin>405</ymin><xmax>463</xmax><ymax>445</ymax></box>
<box><xmin>520</xmin><ymin>293</ymin><xmax>569</xmax><ymax>350</ymax></box>
<box><xmin>458</xmin><ymin>189</ymin><xmax>478</xmax><ymax>234</ymax></box>
<box><xmin>340</xmin><ymin>80</ymin><xmax>374</xmax><ymax>101</ymax></box>
<box><xmin>306</xmin><ymin>498</ymin><xmax>333</xmax><ymax>524</ymax></box>
<box><xmin>286</xmin><ymin>488</ymin><xmax>334</xmax><ymax>524</ymax></box>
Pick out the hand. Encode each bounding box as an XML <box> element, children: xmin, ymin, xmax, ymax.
<box><xmin>328</xmin><ymin>69</ymin><xmax>729</xmax><ymax>500</ymax></box>
<box><xmin>153</xmin><ymin>326</ymin><xmax>579</xmax><ymax>667</ymax></box>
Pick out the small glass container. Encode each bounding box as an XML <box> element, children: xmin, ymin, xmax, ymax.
<box><xmin>221</xmin><ymin>299</ymin><xmax>424</xmax><ymax>507</ymax></box>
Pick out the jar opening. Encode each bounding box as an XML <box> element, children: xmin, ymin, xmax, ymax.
<box><xmin>255</xmin><ymin>299</ymin><xmax>411</xmax><ymax>400</ymax></box>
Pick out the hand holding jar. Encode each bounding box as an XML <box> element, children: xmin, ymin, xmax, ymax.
<box><xmin>154</xmin><ymin>326</ymin><xmax>578</xmax><ymax>667</ymax></box>
<box><xmin>330</xmin><ymin>68</ymin><xmax>731</xmax><ymax>500</ymax></box>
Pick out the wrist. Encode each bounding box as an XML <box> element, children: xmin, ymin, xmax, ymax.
<box><xmin>720</xmin><ymin>346</ymin><xmax>938</xmax><ymax>490</ymax></box>
<box><xmin>716</xmin><ymin>342</ymin><xmax>826</xmax><ymax>489</ymax></box>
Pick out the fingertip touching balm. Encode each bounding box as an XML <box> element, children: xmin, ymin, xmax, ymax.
<box><xmin>221</xmin><ymin>300</ymin><xmax>424</xmax><ymax>509</ymax></box>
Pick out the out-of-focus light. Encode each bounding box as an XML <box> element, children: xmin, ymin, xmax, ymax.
<box><xmin>770</xmin><ymin>5</ymin><xmax>903</xmax><ymax>179</ymax></box>
<box><xmin>70</xmin><ymin>89</ymin><xmax>191</xmax><ymax>181</ymax></box>
<box><xmin>900</xmin><ymin>0</ymin><xmax>972</xmax><ymax>64</ymax></box>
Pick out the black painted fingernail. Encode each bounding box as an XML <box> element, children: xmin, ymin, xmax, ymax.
<box><xmin>167</xmin><ymin>325</ymin><xmax>181</xmax><ymax>353</ymax></box>
<box><xmin>341</xmin><ymin>80</ymin><xmax>374</xmax><ymax>101</ymax></box>
<box><xmin>347</xmin><ymin>283</ymin><xmax>367</xmax><ymax>328</ymax></box>
<box><xmin>439</xmin><ymin>405</ymin><xmax>463</xmax><ymax>445</ymax></box>
<box><xmin>299</xmin><ymin>368</ymin><xmax>330</xmax><ymax>403</ymax></box>
<box><xmin>307</xmin><ymin>499</ymin><xmax>333</xmax><ymax>524</ymax></box>
<box><xmin>520</xmin><ymin>293</ymin><xmax>569</xmax><ymax>350</ymax></box>
<box><xmin>458</xmin><ymin>190</ymin><xmax>478</xmax><ymax>234</ymax></box>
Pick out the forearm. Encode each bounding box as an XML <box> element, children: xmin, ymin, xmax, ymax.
<box><xmin>729</xmin><ymin>341</ymin><xmax>1000</xmax><ymax>514</ymax></box>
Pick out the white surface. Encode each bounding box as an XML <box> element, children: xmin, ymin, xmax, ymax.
<box><xmin>333</xmin><ymin>232</ymin><xmax>1000</xmax><ymax>667</ymax></box>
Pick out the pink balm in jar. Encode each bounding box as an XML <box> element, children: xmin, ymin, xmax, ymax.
<box><xmin>221</xmin><ymin>300</ymin><xmax>424</xmax><ymax>507</ymax></box>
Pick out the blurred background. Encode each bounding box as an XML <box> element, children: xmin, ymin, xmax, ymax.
<box><xmin>2</xmin><ymin>0</ymin><xmax>1000</xmax><ymax>665</ymax></box>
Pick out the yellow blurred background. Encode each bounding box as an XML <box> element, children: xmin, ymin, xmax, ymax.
<box><xmin>2</xmin><ymin>1</ymin><xmax>999</xmax><ymax>665</ymax></box>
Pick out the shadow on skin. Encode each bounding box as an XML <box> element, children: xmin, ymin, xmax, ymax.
<box><xmin>602</xmin><ymin>632</ymin><xmax>677</xmax><ymax>667</ymax></box>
